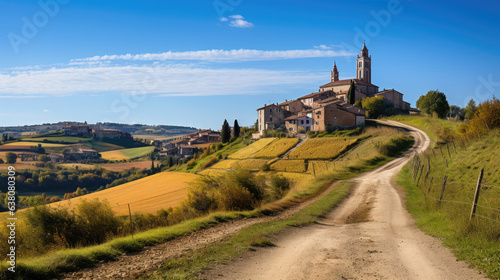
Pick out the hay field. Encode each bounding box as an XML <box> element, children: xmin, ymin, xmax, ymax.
<box><xmin>100</xmin><ymin>146</ymin><xmax>154</xmax><ymax>160</ymax></box>
<box><xmin>253</xmin><ymin>138</ymin><xmax>299</xmax><ymax>158</ymax></box>
<box><xmin>2</xmin><ymin>141</ymin><xmax>68</xmax><ymax>148</ymax></box>
<box><xmin>288</xmin><ymin>137</ymin><xmax>357</xmax><ymax>160</ymax></box>
<box><xmin>270</xmin><ymin>159</ymin><xmax>307</xmax><ymax>173</ymax></box>
<box><xmin>50</xmin><ymin>172</ymin><xmax>198</xmax><ymax>216</ymax></box>
<box><xmin>228</xmin><ymin>138</ymin><xmax>276</xmax><ymax>159</ymax></box>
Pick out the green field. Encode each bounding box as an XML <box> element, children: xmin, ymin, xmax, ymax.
<box><xmin>24</xmin><ymin>136</ymin><xmax>91</xmax><ymax>143</ymax></box>
<box><xmin>100</xmin><ymin>146</ymin><xmax>154</xmax><ymax>160</ymax></box>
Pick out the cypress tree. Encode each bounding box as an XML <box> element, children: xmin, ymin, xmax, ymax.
<box><xmin>233</xmin><ymin>119</ymin><xmax>240</xmax><ymax>138</ymax></box>
<box><xmin>347</xmin><ymin>80</ymin><xmax>356</xmax><ymax>104</ymax></box>
<box><xmin>221</xmin><ymin>119</ymin><xmax>231</xmax><ymax>143</ymax></box>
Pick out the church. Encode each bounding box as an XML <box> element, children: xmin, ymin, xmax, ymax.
<box><xmin>318</xmin><ymin>42</ymin><xmax>410</xmax><ymax>112</ymax></box>
<box><xmin>257</xmin><ymin>43</ymin><xmax>411</xmax><ymax>135</ymax></box>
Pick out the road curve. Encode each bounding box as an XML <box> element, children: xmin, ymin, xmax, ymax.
<box><xmin>202</xmin><ymin>121</ymin><xmax>487</xmax><ymax>280</ymax></box>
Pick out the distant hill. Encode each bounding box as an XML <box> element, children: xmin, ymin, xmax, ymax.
<box><xmin>0</xmin><ymin>122</ymin><xmax>199</xmax><ymax>138</ymax></box>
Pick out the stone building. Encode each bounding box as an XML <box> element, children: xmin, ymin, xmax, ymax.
<box><xmin>256</xmin><ymin>43</ymin><xmax>413</xmax><ymax>135</ymax></box>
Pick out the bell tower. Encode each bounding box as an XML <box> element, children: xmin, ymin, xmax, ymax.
<box><xmin>356</xmin><ymin>42</ymin><xmax>371</xmax><ymax>83</ymax></box>
<box><xmin>331</xmin><ymin>61</ymin><xmax>339</xmax><ymax>82</ymax></box>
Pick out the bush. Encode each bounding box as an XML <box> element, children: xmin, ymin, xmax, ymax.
<box><xmin>269</xmin><ymin>175</ymin><xmax>292</xmax><ymax>200</ymax></box>
<box><xmin>5</xmin><ymin>152</ymin><xmax>16</xmax><ymax>164</ymax></box>
<box><xmin>201</xmin><ymin>157</ymin><xmax>218</xmax><ymax>169</ymax></box>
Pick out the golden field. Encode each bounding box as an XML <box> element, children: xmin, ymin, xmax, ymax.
<box><xmin>209</xmin><ymin>159</ymin><xmax>268</xmax><ymax>171</ymax></box>
<box><xmin>228</xmin><ymin>138</ymin><xmax>276</xmax><ymax>159</ymax></box>
<box><xmin>2</xmin><ymin>141</ymin><xmax>68</xmax><ymax>148</ymax></box>
<box><xmin>253</xmin><ymin>138</ymin><xmax>299</xmax><ymax>158</ymax></box>
<box><xmin>288</xmin><ymin>137</ymin><xmax>357</xmax><ymax>160</ymax></box>
<box><xmin>50</xmin><ymin>172</ymin><xmax>198</xmax><ymax>216</ymax></box>
<box><xmin>270</xmin><ymin>159</ymin><xmax>307</xmax><ymax>173</ymax></box>
<box><xmin>100</xmin><ymin>146</ymin><xmax>154</xmax><ymax>160</ymax></box>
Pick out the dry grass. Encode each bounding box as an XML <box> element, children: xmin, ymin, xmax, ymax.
<box><xmin>270</xmin><ymin>160</ymin><xmax>307</xmax><ymax>173</ymax></box>
<box><xmin>49</xmin><ymin>172</ymin><xmax>198</xmax><ymax>216</ymax></box>
<box><xmin>0</xmin><ymin>163</ymin><xmax>41</xmax><ymax>171</ymax></box>
<box><xmin>288</xmin><ymin>137</ymin><xmax>357</xmax><ymax>160</ymax></box>
<box><xmin>253</xmin><ymin>138</ymin><xmax>299</xmax><ymax>158</ymax></box>
<box><xmin>2</xmin><ymin>141</ymin><xmax>68</xmax><ymax>148</ymax></box>
<box><xmin>228</xmin><ymin>138</ymin><xmax>276</xmax><ymax>159</ymax></box>
<box><xmin>235</xmin><ymin>159</ymin><xmax>269</xmax><ymax>171</ymax></box>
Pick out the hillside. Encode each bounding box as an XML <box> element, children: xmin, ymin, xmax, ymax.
<box><xmin>50</xmin><ymin>172</ymin><xmax>198</xmax><ymax>216</ymax></box>
<box><xmin>0</xmin><ymin>121</ymin><xmax>198</xmax><ymax>138</ymax></box>
<box><xmin>391</xmin><ymin>116</ymin><xmax>500</xmax><ymax>279</ymax></box>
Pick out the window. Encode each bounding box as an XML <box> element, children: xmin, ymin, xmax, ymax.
<box><xmin>359</xmin><ymin>61</ymin><xmax>362</xmax><ymax>67</ymax></box>
<box><xmin>301</xmin><ymin>120</ymin><xmax>304</xmax><ymax>124</ymax></box>
<box><xmin>306</xmin><ymin>120</ymin><xmax>310</xmax><ymax>124</ymax></box>
<box><xmin>334</xmin><ymin>116</ymin><xmax>337</xmax><ymax>119</ymax></box>
<box><xmin>270</xmin><ymin>117</ymin><xmax>273</xmax><ymax>122</ymax></box>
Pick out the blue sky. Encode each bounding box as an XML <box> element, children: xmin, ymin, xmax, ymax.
<box><xmin>1</xmin><ymin>0</ymin><xmax>499</xmax><ymax>129</ymax></box>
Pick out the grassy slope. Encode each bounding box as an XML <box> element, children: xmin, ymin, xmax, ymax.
<box><xmin>391</xmin><ymin>116</ymin><xmax>500</xmax><ymax>279</ymax></box>
<box><xmin>50</xmin><ymin>172</ymin><xmax>198</xmax><ymax>216</ymax></box>
<box><xmin>100</xmin><ymin>146</ymin><xmax>154</xmax><ymax>160</ymax></box>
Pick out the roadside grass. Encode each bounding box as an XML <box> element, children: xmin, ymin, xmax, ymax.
<box><xmin>392</xmin><ymin>115</ymin><xmax>500</xmax><ymax>279</ymax></box>
<box><xmin>0</xmin><ymin>211</ymin><xmax>259</xmax><ymax>280</ymax></box>
<box><xmin>148</xmin><ymin>181</ymin><xmax>353</xmax><ymax>280</ymax></box>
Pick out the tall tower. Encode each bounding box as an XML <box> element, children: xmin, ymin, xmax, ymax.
<box><xmin>331</xmin><ymin>61</ymin><xmax>339</xmax><ymax>82</ymax></box>
<box><xmin>356</xmin><ymin>42</ymin><xmax>371</xmax><ymax>83</ymax></box>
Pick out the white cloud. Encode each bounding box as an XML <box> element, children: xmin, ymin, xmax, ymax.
<box><xmin>43</xmin><ymin>109</ymin><xmax>49</xmax><ymax>112</ymax></box>
<box><xmin>219</xmin><ymin>17</ymin><xmax>228</xmax><ymax>22</ymax></box>
<box><xmin>0</xmin><ymin>63</ymin><xmax>324</xmax><ymax>97</ymax></box>
<box><xmin>0</xmin><ymin>46</ymin><xmax>356</xmax><ymax>98</ymax></box>
<box><xmin>228</xmin><ymin>15</ymin><xmax>254</xmax><ymax>28</ymax></box>
<box><xmin>72</xmin><ymin>48</ymin><xmax>355</xmax><ymax>63</ymax></box>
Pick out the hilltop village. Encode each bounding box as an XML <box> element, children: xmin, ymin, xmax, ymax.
<box><xmin>257</xmin><ymin>43</ymin><xmax>414</xmax><ymax>135</ymax></box>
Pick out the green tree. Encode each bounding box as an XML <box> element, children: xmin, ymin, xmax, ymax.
<box><xmin>448</xmin><ymin>105</ymin><xmax>463</xmax><ymax>119</ymax></box>
<box><xmin>233</xmin><ymin>119</ymin><xmax>240</xmax><ymax>138</ymax></box>
<box><xmin>463</xmin><ymin>98</ymin><xmax>477</xmax><ymax>120</ymax></box>
<box><xmin>347</xmin><ymin>80</ymin><xmax>356</xmax><ymax>104</ymax></box>
<box><xmin>361</xmin><ymin>96</ymin><xmax>386</xmax><ymax>118</ymax></box>
<box><xmin>416</xmin><ymin>90</ymin><xmax>450</xmax><ymax>118</ymax></box>
<box><xmin>38</xmin><ymin>154</ymin><xmax>49</xmax><ymax>162</ymax></box>
<box><xmin>5</xmin><ymin>152</ymin><xmax>17</xmax><ymax>164</ymax></box>
<box><xmin>221</xmin><ymin>119</ymin><xmax>231</xmax><ymax>144</ymax></box>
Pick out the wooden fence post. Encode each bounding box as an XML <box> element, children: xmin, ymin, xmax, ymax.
<box><xmin>425</xmin><ymin>156</ymin><xmax>431</xmax><ymax>180</ymax></box>
<box><xmin>446</xmin><ymin>143</ymin><xmax>451</xmax><ymax>157</ymax></box>
<box><xmin>439</xmin><ymin>176</ymin><xmax>448</xmax><ymax>202</ymax></box>
<box><xmin>470</xmin><ymin>168</ymin><xmax>484</xmax><ymax>220</ymax></box>
<box><xmin>431</xmin><ymin>149</ymin><xmax>436</xmax><ymax>160</ymax></box>
<box><xmin>312</xmin><ymin>162</ymin><xmax>316</xmax><ymax>177</ymax></box>
<box><xmin>440</xmin><ymin>146</ymin><xmax>445</xmax><ymax>159</ymax></box>
<box><xmin>427</xmin><ymin>177</ymin><xmax>433</xmax><ymax>194</ymax></box>
<box><xmin>452</xmin><ymin>140</ymin><xmax>457</xmax><ymax>153</ymax></box>
<box><xmin>460</xmin><ymin>138</ymin><xmax>466</xmax><ymax>149</ymax></box>
<box><xmin>445</xmin><ymin>159</ymin><xmax>448</xmax><ymax>168</ymax></box>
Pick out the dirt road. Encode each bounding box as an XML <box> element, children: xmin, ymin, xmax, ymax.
<box><xmin>202</xmin><ymin>122</ymin><xmax>487</xmax><ymax>280</ymax></box>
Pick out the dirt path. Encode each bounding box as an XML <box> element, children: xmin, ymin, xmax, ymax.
<box><xmin>201</xmin><ymin>122</ymin><xmax>488</xmax><ymax>280</ymax></box>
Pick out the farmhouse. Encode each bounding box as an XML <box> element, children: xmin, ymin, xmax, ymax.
<box><xmin>257</xmin><ymin>43</ymin><xmax>413</xmax><ymax>135</ymax></box>
<box><xmin>93</xmin><ymin>129</ymin><xmax>132</xmax><ymax>140</ymax></box>
<box><xmin>64</xmin><ymin>122</ymin><xmax>91</xmax><ymax>136</ymax></box>
<box><xmin>159</xmin><ymin>129</ymin><xmax>220</xmax><ymax>158</ymax></box>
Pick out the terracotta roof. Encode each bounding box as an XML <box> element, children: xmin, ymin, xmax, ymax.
<box><xmin>278</xmin><ymin>100</ymin><xmax>296</xmax><ymax>106</ymax></box>
<box><xmin>298</xmin><ymin>90</ymin><xmax>334</xmax><ymax>100</ymax></box>
<box><xmin>284</xmin><ymin>115</ymin><xmax>299</xmax><ymax>121</ymax></box>
<box><xmin>257</xmin><ymin>103</ymin><xmax>278</xmax><ymax>111</ymax></box>
<box><xmin>319</xmin><ymin>79</ymin><xmax>378</xmax><ymax>89</ymax></box>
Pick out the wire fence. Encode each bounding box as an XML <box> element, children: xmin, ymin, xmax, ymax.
<box><xmin>408</xmin><ymin>139</ymin><xmax>500</xmax><ymax>224</ymax></box>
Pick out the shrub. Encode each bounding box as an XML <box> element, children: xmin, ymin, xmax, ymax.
<box><xmin>378</xmin><ymin>136</ymin><xmax>414</xmax><ymax>157</ymax></box>
<box><xmin>269</xmin><ymin>175</ymin><xmax>292</xmax><ymax>200</ymax></box>
<box><xmin>5</xmin><ymin>152</ymin><xmax>16</xmax><ymax>164</ymax></box>
<box><xmin>201</xmin><ymin>157</ymin><xmax>218</xmax><ymax>169</ymax></box>
<box><xmin>217</xmin><ymin>184</ymin><xmax>254</xmax><ymax>211</ymax></box>
<box><xmin>76</xmin><ymin>199</ymin><xmax>122</xmax><ymax>245</ymax></box>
